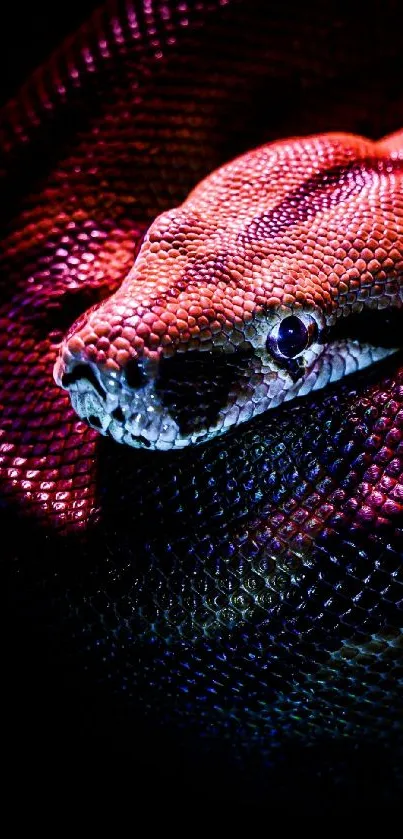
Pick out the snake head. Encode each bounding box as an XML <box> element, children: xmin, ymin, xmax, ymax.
<box><xmin>54</xmin><ymin>133</ymin><xmax>403</xmax><ymax>451</ymax></box>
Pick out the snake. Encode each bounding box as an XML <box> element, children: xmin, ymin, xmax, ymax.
<box><xmin>54</xmin><ymin>130</ymin><xmax>403</xmax><ymax>451</ymax></box>
<box><xmin>3</xmin><ymin>0</ymin><xmax>403</xmax><ymax>798</ymax></box>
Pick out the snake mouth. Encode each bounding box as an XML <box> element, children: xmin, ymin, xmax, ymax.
<box><xmin>54</xmin><ymin>347</ymin><xmax>256</xmax><ymax>450</ymax></box>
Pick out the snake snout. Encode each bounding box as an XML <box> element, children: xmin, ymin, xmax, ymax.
<box><xmin>54</xmin><ymin>345</ymin><xmax>184</xmax><ymax>449</ymax></box>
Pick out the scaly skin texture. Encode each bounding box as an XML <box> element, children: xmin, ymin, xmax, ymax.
<box><xmin>3</xmin><ymin>0</ymin><xmax>403</xmax><ymax>800</ymax></box>
<box><xmin>55</xmin><ymin>132</ymin><xmax>403</xmax><ymax>450</ymax></box>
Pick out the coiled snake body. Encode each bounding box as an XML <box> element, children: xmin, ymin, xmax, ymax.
<box><xmin>55</xmin><ymin>131</ymin><xmax>403</xmax><ymax>450</ymax></box>
<box><xmin>3</xmin><ymin>0</ymin><xmax>403</xmax><ymax>797</ymax></box>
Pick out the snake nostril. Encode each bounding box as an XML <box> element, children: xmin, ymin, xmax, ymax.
<box><xmin>61</xmin><ymin>363</ymin><xmax>106</xmax><ymax>400</ymax></box>
<box><xmin>125</xmin><ymin>358</ymin><xmax>147</xmax><ymax>389</ymax></box>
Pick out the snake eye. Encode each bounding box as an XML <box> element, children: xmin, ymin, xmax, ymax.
<box><xmin>266</xmin><ymin>314</ymin><xmax>317</xmax><ymax>359</ymax></box>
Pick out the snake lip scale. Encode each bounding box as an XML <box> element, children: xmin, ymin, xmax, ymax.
<box><xmin>54</xmin><ymin>131</ymin><xmax>403</xmax><ymax>451</ymax></box>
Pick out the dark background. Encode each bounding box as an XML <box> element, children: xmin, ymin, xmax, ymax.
<box><xmin>0</xmin><ymin>2</ymin><xmax>101</xmax><ymax>106</ymax></box>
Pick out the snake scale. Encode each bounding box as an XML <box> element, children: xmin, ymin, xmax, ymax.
<box><xmin>2</xmin><ymin>0</ymin><xmax>403</xmax><ymax>802</ymax></box>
